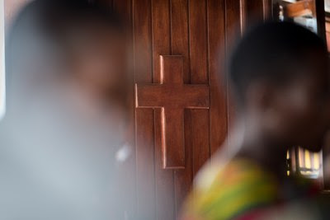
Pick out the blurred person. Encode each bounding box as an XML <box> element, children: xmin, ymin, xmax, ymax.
<box><xmin>0</xmin><ymin>0</ymin><xmax>134</xmax><ymax>219</ymax></box>
<box><xmin>181</xmin><ymin>22</ymin><xmax>330</xmax><ymax>220</ymax></box>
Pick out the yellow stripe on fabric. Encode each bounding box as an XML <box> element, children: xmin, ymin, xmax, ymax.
<box><xmin>204</xmin><ymin>183</ymin><xmax>276</xmax><ymax>220</ymax></box>
<box><xmin>195</xmin><ymin>166</ymin><xmax>276</xmax><ymax>212</ymax></box>
<box><xmin>199</xmin><ymin>176</ymin><xmax>276</xmax><ymax>216</ymax></box>
<box><xmin>206</xmin><ymin>159</ymin><xmax>272</xmax><ymax>190</ymax></box>
<box><xmin>183</xmin><ymin>159</ymin><xmax>278</xmax><ymax>220</ymax></box>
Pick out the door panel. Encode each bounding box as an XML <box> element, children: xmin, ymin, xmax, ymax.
<box><xmin>101</xmin><ymin>0</ymin><xmax>248</xmax><ymax>218</ymax></box>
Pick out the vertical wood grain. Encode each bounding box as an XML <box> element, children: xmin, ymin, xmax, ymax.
<box><xmin>189</xmin><ymin>0</ymin><xmax>208</xmax><ymax>84</ymax></box>
<box><xmin>152</xmin><ymin>0</ymin><xmax>170</xmax><ymax>84</ymax></box>
<box><xmin>160</xmin><ymin>56</ymin><xmax>186</xmax><ymax>169</ymax></box>
<box><xmin>208</xmin><ymin>0</ymin><xmax>228</xmax><ymax>155</ymax></box>
<box><xmin>225</xmin><ymin>0</ymin><xmax>242</xmax><ymax>134</ymax></box>
<box><xmin>151</xmin><ymin>0</ymin><xmax>175</xmax><ymax>219</ymax></box>
<box><xmin>154</xmin><ymin>108</ymin><xmax>175</xmax><ymax>220</ymax></box>
<box><xmin>244</xmin><ymin>0</ymin><xmax>265</xmax><ymax>26</ymax></box>
<box><xmin>175</xmin><ymin>0</ymin><xmax>211</xmax><ymax>216</ymax></box>
<box><xmin>136</xmin><ymin>109</ymin><xmax>156</xmax><ymax>219</ymax></box>
<box><xmin>188</xmin><ymin>0</ymin><xmax>210</xmax><ymax>173</ymax></box>
<box><xmin>171</xmin><ymin>0</ymin><xmax>192</xmax><ymax>216</ymax></box>
<box><xmin>133</xmin><ymin>0</ymin><xmax>152</xmax><ymax>83</ymax></box>
<box><xmin>262</xmin><ymin>0</ymin><xmax>273</xmax><ymax>20</ymax></box>
<box><xmin>171</xmin><ymin>0</ymin><xmax>189</xmax><ymax>83</ymax></box>
<box><xmin>191</xmin><ymin>109</ymin><xmax>210</xmax><ymax>176</ymax></box>
<box><xmin>100</xmin><ymin>0</ymin><xmax>269</xmax><ymax>218</ymax></box>
<box><xmin>133</xmin><ymin>0</ymin><xmax>155</xmax><ymax>219</ymax></box>
<box><xmin>242</xmin><ymin>0</ymin><xmax>272</xmax><ymax>30</ymax></box>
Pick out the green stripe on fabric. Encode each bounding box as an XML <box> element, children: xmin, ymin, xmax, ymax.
<box><xmin>200</xmin><ymin>177</ymin><xmax>276</xmax><ymax>219</ymax></box>
<box><xmin>206</xmin><ymin>184</ymin><xmax>276</xmax><ymax>219</ymax></box>
<box><xmin>197</xmin><ymin>167</ymin><xmax>272</xmax><ymax>208</ymax></box>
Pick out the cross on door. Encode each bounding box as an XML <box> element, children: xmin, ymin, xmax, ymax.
<box><xmin>135</xmin><ymin>55</ymin><xmax>210</xmax><ymax>169</ymax></box>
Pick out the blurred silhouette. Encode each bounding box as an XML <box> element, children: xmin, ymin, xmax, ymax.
<box><xmin>1</xmin><ymin>0</ymin><xmax>133</xmax><ymax>219</ymax></box>
<box><xmin>181</xmin><ymin>21</ymin><xmax>330</xmax><ymax>220</ymax></box>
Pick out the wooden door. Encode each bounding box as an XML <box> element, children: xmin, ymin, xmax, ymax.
<box><xmin>101</xmin><ymin>0</ymin><xmax>270</xmax><ymax>219</ymax></box>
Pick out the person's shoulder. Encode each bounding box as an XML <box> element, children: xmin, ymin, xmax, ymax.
<box><xmin>181</xmin><ymin>159</ymin><xmax>278</xmax><ymax>220</ymax></box>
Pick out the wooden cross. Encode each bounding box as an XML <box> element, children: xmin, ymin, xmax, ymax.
<box><xmin>135</xmin><ymin>55</ymin><xmax>209</xmax><ymax>169</ymax></box>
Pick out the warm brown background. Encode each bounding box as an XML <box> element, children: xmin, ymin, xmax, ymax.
<box><xmin>4</xmin><ymin>1</ymin><xmax>271</xmax><ymax>219</ymax></box>
<box><xmin>102</xmin><ymin>1</ymin><xmax>271</xmax><ymax>219</ymax></box>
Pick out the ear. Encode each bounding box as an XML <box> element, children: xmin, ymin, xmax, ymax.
<box><xmin>245</xmin><ymin>81</ymin><xmax>283</xmax><ymax>133</ymax></box>
<box><xmin>245</xmin><ymin>80</ymin><xmax>275</xmax><ymax>112</ymax></box>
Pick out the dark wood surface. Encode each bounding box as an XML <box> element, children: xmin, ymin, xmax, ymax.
<box><xmin>97</xmin><ymin>0</ymin><xmax>267</xmax><ymax>219</ymax></box>
<box><xmin>136</xmin><ymin>55</ymin><xmax>209</xmax><ymax>169</ymax></box>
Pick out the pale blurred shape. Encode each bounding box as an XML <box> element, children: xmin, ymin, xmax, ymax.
<box><xmin>116</xmin><ymin>144</ymin><xmax>132</xmax><ymax>163</ymax></box>
<box><xmin>0</xmin><ymin>0</ymin><xmax>5</xmax><ymax>119</ymax></box>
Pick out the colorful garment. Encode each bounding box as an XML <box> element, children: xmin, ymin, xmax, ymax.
<box><xmin>181</xmin><ymin>159</ymin><xmax>322</xmax><ymax>220</ymax></box>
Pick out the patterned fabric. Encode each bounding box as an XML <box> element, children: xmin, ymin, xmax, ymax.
<box><xmin>181</xmin><ymin>159</ymin><xmax>280</xmax><ymax>220</ymax></box>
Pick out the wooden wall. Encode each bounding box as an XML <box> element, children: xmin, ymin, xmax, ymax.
<box><xmin>102</xmin><ymin>0</ymin><xmax>270</xmax><ymax>219</ymax></box>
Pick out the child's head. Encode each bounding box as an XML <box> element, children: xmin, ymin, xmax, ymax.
<box><xmin>229</xmin><ymin>21</ymin><xmax>330</xmax><ymax>151</ymax></box>
<box><xmin>7</xmin><ymin>0</ymin><xmax>131</xmax><ymax>111</ymax></box>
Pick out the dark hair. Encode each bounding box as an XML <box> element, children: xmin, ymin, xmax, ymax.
<box><xmin>229</xmin><ymin>21</ymin><xmax>328</xmax><ymax>102</ymax></box>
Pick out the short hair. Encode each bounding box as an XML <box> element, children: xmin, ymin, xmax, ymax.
<box><xmin>229</xmin><ymin>21</ymin><xmax>328</xmax><ymax>102</ymax></box>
